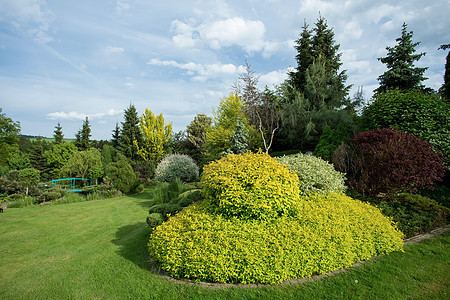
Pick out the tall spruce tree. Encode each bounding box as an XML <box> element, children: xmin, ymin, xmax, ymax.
<box><xmin>119</xmin><ymin>104</ymin><xmax>142</xmax><ymax>160</ymax></box>
<box><xmin>439</xmin><ymin>44</ymin><xmax>450</xmax><ymax>101</ymax></box>
<box><xmin>111</xmin><ymin>122</ymin><xmax>120</xmax><ymax>149</ymax></box>
<box><xmin>276</xmin><ymin>16</ymin><xmax>352</xmax><ymax>151</ymax></box>
<box><xmin>75</xmin><ymin>117</ymin><xmax>91</xmax><ymax>150</ymax></box>
<box><xmin>53</xmin><ymin>122</ymin><xmax>64</xmax><ymax>144</ymax></box>
<box><xmin>376</xmin><ymin>23</ymin><xmax>427</xmax><ymax>93</ymax></box>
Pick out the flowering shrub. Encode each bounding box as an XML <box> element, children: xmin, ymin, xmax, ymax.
<box><xmin>275</xmin><ymin>153</ymin><xmax>346</xmax><ymax>195</ymax></box>
<box><xmin>349</xmin><ymin>128</ymin><xmax>446</xmax><ymax>195</ymax></box>
<box><xmin>154</xmin><ymin>154</ymin><xmax>199</xmax><ymax>182</ymax></box>
<box><xmin>200</xmin><ymin>152</ymin><xmax>300</xmax><ymax>220</ymax></box>
<box><xmin>148</xmin><ymin>193</ymin><xmax>403</xmax><ymax>284</ymax></box>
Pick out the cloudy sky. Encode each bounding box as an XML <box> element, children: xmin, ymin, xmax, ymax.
<box><xmin>1</xmin><ymin>0</ymin><xmax>449</xmax><ymax>140</ymax></box>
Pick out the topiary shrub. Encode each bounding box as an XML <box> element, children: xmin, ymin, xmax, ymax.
<box><xmin>348</xmin><ymin>128</ymin><xmax>446</xmax><ymax>195</ymax></box>
<box><xmin>200</xmin><ymin>152</ymin><xmax>300</xmax><ymax>220</ymax></box>
<box><xmin>148</xmin><ymin>193</ymin><xmax>404</xmax><ymax>284</ymax></box>
<box><xmin>275</xmin><ymin>152</ymin><xmax>346</xmax><ymax>195</ymax></box>
<box><xmin>154</xmin><ymin>154</ymin><xmax>199</xmax><ymax>182</ymax></box>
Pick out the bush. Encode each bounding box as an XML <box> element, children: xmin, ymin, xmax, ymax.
<box><xmin>154</xmin><ymin>154</ymin><xmax>199</xmax><ymax>182</ymax></box>
<box><xmin>201</xmin><ymin>152</ymin><xmax>300</xmax><ymax>220</ymax></box>
<box><xmin>148</xmin><ymin>193</ymin><xmax>404</xmax><ymax>284</ymax></box>
<box><xmin>38</xmin><ymin>187</ymin><xmax>67</xmax><ymax>203</ymax></box>
<box><xmin>275</xmin><ymin>153</ymin><xmax>346</xmax><ymax>195</ymax></box>
<box><xmin>361</xmin><ymin>89</ymin><xmax>450</xmax><ymax>165</ymax></box>
<box><xmin>348</xmin><ymin>191</ymin><xmax>450</xmax><ymax>238</ymax></box>
<box><xmin>80</xmin><ymin>184</ymin><xmax>122</xmax><ymax>199</ymax></box>
<box><xmin>149</xmin><ymin>178</ymin><xmax>191</xmax><ymax>205</ymax></box>
<box><xmin>147</xmin><ymin>213</ymin><xmax>164</xmax><ymax>228</ymax></box>
<box><xmin>106</xmin><ymin>159</ymin><xmax>142</xmax><ymax>194</ymax></box>
<box><xmin>314</xmin><ymin>124</ymin><xmax>349</xmax><ymax>161</ymax></box>
<box><xmin>348</xmin><ymin>128</ymin><xmax>446</xmax><ymax>195</ymax></box>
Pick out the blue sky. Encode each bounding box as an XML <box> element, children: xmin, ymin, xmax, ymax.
<box><xmin>1</xmin><ymin>0</ymin><xmax>449</xmax><ymax>140</ymax></box>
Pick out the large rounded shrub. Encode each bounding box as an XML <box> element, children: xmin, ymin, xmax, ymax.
<box><xmin>200</xmin><ymin>152</ymin><xmax>300</xmax><ymax>220</ymax></box>
<box><xmin>154</xmin><ymin>154</ymin><xmax>199</xmax><ymax>182</ymax></box>
<box><xmin>275</xmin><ymin>153</ymin><xmax>346</xmax><ymax>195</ymax></box>
<box><xmin>148</xmin><ymin>193</ymin><xmax>404</xmax><ymax>284</ymax></box>
<box><xmin>348</xmin><ymin>128</ymin><xmax>446</xmax><ymax>195</ymax></box>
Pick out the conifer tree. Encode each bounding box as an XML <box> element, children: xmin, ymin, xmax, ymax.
<box><xmin>111</xmin><ymin>122</ymin><xmax>120</xmax><ymax>149</ymax></box>
<box><xmin>119</xmin><ymin>104</ymin><xmax>142</xmax><ymax>160</ymax></box>
<box><xmin>75</xmin><ymin>117</ymin><xmax>91</xmax><ymax>150</ymax></box>
<box><xmin>224</xmin><ymin>119</ymin><xmax>248</xmax><ymax>155</ymax></box>
<box><xmin>439</xmin><ymin>44</ymin><xmax>450</xmax><ymax>101</ymax></box>
<box><xmin>376</xmin><ymin>23</ymin><xmax>427</xmax><ymax>93</ymax></box>
<box><xmin>53</xmin><ymin>122</ymin><xmax>64</xmax><ymax>144</ymax></box>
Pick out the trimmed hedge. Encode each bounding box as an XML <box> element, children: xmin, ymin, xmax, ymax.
<box><xmin>148</xmin><ymin>193</ymin><xmax>404</xmax><ymax>284</ymax></box>
<box><xmin>275</xmin><ymin>153</ymin><xmax>346</xmax><ymax>195</ymax></box>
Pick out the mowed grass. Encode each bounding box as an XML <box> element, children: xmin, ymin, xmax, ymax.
<box><xmin>0</xmin><ymin>188</ymin><xmax>449</xmax><ymax>299</ymax></box>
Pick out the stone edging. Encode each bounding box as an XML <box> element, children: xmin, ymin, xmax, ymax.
<box><xmin>154</xmin><ymin>224</ymin><xmax>450</xmax><ymax>289</ymax></box>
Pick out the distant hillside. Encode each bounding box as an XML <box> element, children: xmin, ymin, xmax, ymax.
<box><xmin>21</xmin><ymin>135</ymin><xmax>75</xmax><ymax>142</ymax></box>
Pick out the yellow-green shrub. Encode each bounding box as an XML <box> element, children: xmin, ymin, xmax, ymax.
<box><xmin>200</xmin><ymin>152</ymin><xmax>300</xmax><ymax>220</ymax></box>
<box><xmin>148</xmin><ymin>193</ymin><xmax>404</xmax><ymax>284</ymax></box>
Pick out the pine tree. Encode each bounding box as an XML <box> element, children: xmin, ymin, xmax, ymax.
<box><xmin>376</xmin><ymin>23</ymin><xmax>427</xmax><ymax>93</ymax></box>
<box><xmin>53</xmin><ymin>122</ymin><xmax>64</xmax><ymax>144</ymax></box>
<box><xmin>439</xmin><ymin>44</ymin><xmax>450</xmax><ymax>101</ymax></box>
<box><xmin>29</xmin><ymin>137</ymin><xmax>50</xmax><ymax>180</ymax></box>
<box><xmin>75</xmin><ymin>117</ymin><xmax>91</xmax><ymax>150</ymax></box>
<box><xmin>111</xmin><ymin>122</ymin><xmax>120</xmax><ymax>149</ymax></box>
<box><xmin>289</xmin><ymin>21</ymin><xmax>314</xmax><ymax>91</ymax></box>
<box><xmin>119</xmin><ymin>104</ymin><xmax>142</xmax><ymax>160</ymax></box>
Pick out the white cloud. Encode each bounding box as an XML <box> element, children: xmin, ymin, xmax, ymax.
<box><xmin>46</xmin><ymin>109</ymin><xmax>122</xmax><ymax>121</ymax></box>
<box><xmin>171</xmin><ymin>17</ymin><xmax>279</xmax><ymax>56</ymax></box>
<box><xmin>104</xmin><ymin>46</ymin><xmax>125</xmax><ymax>54</ymax></box>
<box><xmin>259</xmin><ymin>70</ymin><xmax>289</xmax><ymax>88</ymax></box>
<box><xmin>147</xmin><ymin>58</ymin><xmax>246</xmax><ymax>81</ymax></box>
<box><xmin>0</xmin><ymin>0</ymin><xmax>54</xmax><ymax>44</ymax></box>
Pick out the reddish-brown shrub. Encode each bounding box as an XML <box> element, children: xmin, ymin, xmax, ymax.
<box><xmin>348</xmin><ymin>128</ymin><xmax>446</xmax><ymax>195</ymax></box>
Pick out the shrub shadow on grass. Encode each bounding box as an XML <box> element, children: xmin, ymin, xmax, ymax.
<box><xmin>112</xmin><ymin>222</ymin><xmax>153</xmax><ymax>271</ymax></box>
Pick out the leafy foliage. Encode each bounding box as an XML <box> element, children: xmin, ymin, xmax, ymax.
<box><xmin>134</xmin><ymin>108</ymin><xmax>173</xmax><ymax>163</ymax></box>
<box><xmin>148</xmin><ymin>193</ymin><xmax>403</xmax><ymax>284</ymax></box>
<box><xmin>44</xmin><ymin>142</ymin><xmax>78</xmax><ymax>178</ymax></box>
<box><xmin>105</xmin><ymin>158</ymin><xmax>141</xmax><ymax>194</ymax></box>
<box><xmin>154</xmin><ymin>154</ymin><xmax>199</xmax><ymax>183</ymax></box>
<box><xmin>61</xmin><ymin>148</ymin><xmax>104</xmax><ymax>181</ymax></box>
<box><xmin>314</xmin><ymin>123</ymin><xmax>348</xmax><ymax>161</ymax></box>
<box><xmin>275</xmin><ymin>152</ymin><xmax>346</xmax><ymax>195</ymax></box>
<box><xmin>201</xmin><ymin>152</ymin><xmax>300</xmax><ymax>220</ymax></box>
<box><xmin>348</xmin><ymin>191</ymin><xmax>449</xmax><ymax>238</ymax></box>
<box><xmin>361</xmin><ymin>89</ymin><xmax>450</xmax><ymax>165</ymax></box>
<box><xmin>0</xmin><ymin>108</ymin><xmax>21</xmax><ymax>146</ymax></box>
<box><xmin>348</xmin><ymin>128</ymin><xmax>446</xmax><ymax>195</ymax></box>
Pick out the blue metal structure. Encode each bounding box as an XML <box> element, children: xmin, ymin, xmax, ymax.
<box><xmin>51</xmin><ymin>178</ymin><xmax>92</xmax><ymax>192</ymax></box>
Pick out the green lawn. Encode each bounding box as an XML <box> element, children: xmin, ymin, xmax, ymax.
<box><xmin>0</xmin><ymin>189</ymin><xmax>448</xmax><ymax>299</ymax></box>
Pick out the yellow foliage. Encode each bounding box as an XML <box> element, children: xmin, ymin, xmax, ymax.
<box><xmin>134</xmin><ymin>108</ymin><xmax>172</xmax><ymax>162</ymax></box>
<box><xmin>148</xmin><ymin>193</ymin><xmax>404</xmax><ymax>284</ymax></box>
<box><xmin>200</xmin><ymin>151</ymin><xmax>300</xmax><ymax>220</ymax></box>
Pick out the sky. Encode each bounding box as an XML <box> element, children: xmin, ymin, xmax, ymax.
<box><xmin>0</xmin><ymin>0</ymin><xmax>449</xmax><ymax>140</ymax></box>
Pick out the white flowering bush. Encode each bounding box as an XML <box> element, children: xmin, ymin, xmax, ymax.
<box><xmin>276</xmin><ymin>153</ymin><xmax>346</xmax><ymax>195</ymax></box>
<box><xmin>154</xmin><ymin>154</ymin><xmax>199</xmax><ymax>182</ymax></box>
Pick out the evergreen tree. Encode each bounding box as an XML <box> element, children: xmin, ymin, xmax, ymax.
<box><xmin>289</xmin><ymin>21</ymin><xmax>314</xmax><ymax>91</ymax></box>
<box><xmin>75</xmin><ymin>117</ymin><xmax>91</xmax><ymax>150</ymax></box>
<box><xmin>53</xmin><ymin>122</ymin><xmax>64</xmax><ymax>144</ymax></box>
<box><xmin>119</xmin><ymin>104</ymin><xmax>142</xmax><ymax>160</ymax></box>
<box><xmin>439</xmin><ymin>44</ymin><xmax>450</xmax><ymax>101</ymax></box>
<box><xmin>376</xmin><ymin>23</ymin><xmax>427</xmax><ymax>93</ymax></box>
<box><xmin>29</xmin><ymin>137</ymin><xmax>50</xmax><ymax>180</ymax></box>
<box><xmin>224</xmin><ymin>119</ymin><xmax>248</xmax><ymax>155</ymax></box>
<box><xmin>111</xmin><ymin>122</ymin><xmax>121</xmax><ymax>149</ymax></box>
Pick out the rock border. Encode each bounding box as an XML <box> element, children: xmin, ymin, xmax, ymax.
<box><xmin>152</xmin><ymin>224</ymin><xmax>450</xmax><ymax>289</ymax></box>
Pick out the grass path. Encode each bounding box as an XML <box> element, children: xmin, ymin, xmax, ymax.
<box><xmin>0</xmin><ymin>190</ymin><xmax>448</xmax><ymax>299</ymax></box>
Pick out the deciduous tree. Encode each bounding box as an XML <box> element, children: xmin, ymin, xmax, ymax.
<box><xmin>134</xmin><ymin>108</ymin><xmax>173</xmax><ymax>163</ymax></box>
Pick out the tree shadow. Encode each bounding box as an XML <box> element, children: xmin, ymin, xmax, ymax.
<box><xmin>111</xmin><ymin>222</ymin><xmax>153</xmax><ymax>271</ymax></box>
